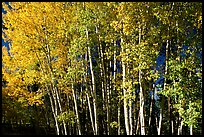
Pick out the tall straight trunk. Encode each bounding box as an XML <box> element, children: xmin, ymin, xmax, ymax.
<box><xmin>155</xmin><ymin>115</ymin><xmax>159</xmax><ymax>134</ymax></box>
<box><xmin>121</xmin><ymin>37</ymin><xmax>130</xmax><ymax>135</ymax></box>
<box><xmin>109</xmin><ymin>51</ymin><xmax>113</xmax><ymax>133</ymax></box>
<box><xmin>139</xmin><ymin>70</ymin><xmax>145</xmax><ymax>135</ymax></box>
<box><xmin>175</xmin><ymin>12</ymin><xmax>183</xmax><ymax>136</ymax></box>
<box><xmin>138</xmin><ymin>25</ymin><xmax>145</xmax><ymax>135</ymax></box>
<box><xmin>177</xmin><ymin>114</ymin><xmax>183</xmax><ymax>135</ymax></box>
<box><xmin>42</xmin><ymin>15</ymin><xmax>68</xmax><ymax>135</ymax></box>
<box><xmin>158</xmin><ymin>73</ymin><xmax>165</xmax><ymax>134</ymax></box>
<box><xmin>97</xmin><ymin>26</ymin><xmax>107</xmax><ymax>135</ymax></box>
<box><xmin>171</xmin><ymin>112</ymin><xmax>174</xmax><ymax>135</ymax></box>
<box><xmin>46</xmin><ymin>84</ymin><xmax>60</xmax><ymax>135</ymax></box>
<box><xmin>47</xmin><ymin>44</ymin><xmax>67</xmax><ymax>135</ymax></box>
<box><xmin>84</xmin><ymin>51</ymin><xmax>95</xmax><ymax>135</ymax></box>
<box><xmin>113</xmin><ymin>40</ymin><xmax>120</xmax><ymax>135</ymax></box>
<box><xmin>106</xmin><ymin>47</ymin><xmax>111</xmax><ymax>135</ymax></box>
<box><xmin>43</xmin><ymin>17</ymin><xmax>61</xmax><ymax>135</ymax></box>
<box><xmin>168</xmin><ymin>31</ymin><xmax>173</xmax><ymax>136</ymax></box>
<box><xmin>85</xmin><ymin>90</ymin><xmax>95</xmax><ymax>134</ymax></box>
<box><xmin>128</xmin><ymin>67</ymin><xmax>133</xmax><ymax>135</ymax></box>
<box><xmin>158</xmin><ymin>33</ymin><xmax>169</xmax><ymax>135</ymax></box>
<box><xmin>71</xmin><ymin>81</ymin><xmax>82</xmax><ymax>135</ymax></box>
<box><xmin>118</xmin><ymin>105</ymin><xmax>121</xmax><ymax>135</ymax></box>
<box><xmin>168</xmin><ymin>3</ymin><xmax>175</xmax><ymax>135</ymax></box>
<box><xmin>54</xmin><ymin>85</ymin><xmax>67</xmax><ymax>135</ymax></box>
<box><xmin>97</xmin><ymin>34</ymin><xmax>105</xmax><ymax>119</ymax></box>
<box><xmin>85</xmin><ymin>76</ymin><xmax>95</xmax><ymax>134</ymax></box>
<box><xmin>132</xmin><ymin>91</ymin><xmax>136</xmax><ymax>135</ymax></box>
<box><xmin>86</xmin><ymin>27</ymin><xmax>98</xmax><ymax>135</ymax></box>
<box><xmin>128</xmin><ymin>87</ymin><xmax>133</xmax><ymax>135</ymax></box>
<box><xmin>189</xmin><ymin>98</ymin><xmax>193</xmax><ymax>135</ymax></box>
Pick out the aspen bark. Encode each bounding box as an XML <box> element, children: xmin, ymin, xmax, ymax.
<box><xmin>138</xmin><ymin>25</ymin><xmax>145</xmax><ymax>135</ymax></box>
<box><xmin>106</xmin><ymin>48</ymin><xmax>111</xmax><ymax>135</ymax></box>
<box><xmin>128</xmin><ymin>67</ymin><xmax>133</xmax><ymax>135</ymax></box>
<box><xmin>43</xmin><ymin>15</ymin><xmax>68</xmax><ymax>135</ymax></box>
<box><xmin>158</xmin><ymin>31</ymin><xmax>169</xmax><ymax>135</ymax></box>
<box><xmin>46</xmin><ymin>85</ymin><xmax>60</xmax><ymax>135</ymax></box>
<box><xmin>34</xmin><ymin>51</ymin><xmax>60</xmax><ymax>135</ymax></box>
<box><xmin>113</xmin><ymin>41</ymin><xmax>120</xmax><ymax>135</ymax></box>
<box><xmin>85</xmin><ymin>76</ymin><xmax>95</xmax><ymax>134</ymax></box>
<box><xmin>84</xmin><ymin>51</ymin><xmax>95</xmax><ymax>135</ymax></box>
<box><xmin>118</xmin><ymin>105</ymin><xmax>121</xmax><ymax>135</ymax></box>
<box><xmin>121</xmin><ymin>37</ymin><xmax>130</xmax><ymax>135</ymax></box>
<box><xmin>54</xmin><ymin>86</ymin><xmax>67</xmax><ymax>135</ymax></box>
<box><xmin>86</xmin><ymin>27</ymin><xmax>98</xmax><ymax>135</ymax></box>
<box><xmin>177</xmin><ymin>115</ymin><xmax>183</xmax><ymax>135</ymax></box>
<box><xmin>139</xmin><ymin>70</ymin><xmax>145</xmax><ymax>135</ymax></box>
<box><xmin>71</xmin><ymin>81</ymin><xmax>82</xmax><ymax>135</ymax></box>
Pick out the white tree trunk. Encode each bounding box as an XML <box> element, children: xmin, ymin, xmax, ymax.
<box><xmin>190</xmin><ymin>125</ymin><xmax>193</xmax><ymax>135</ymax></box>
<box><xmin>84</xmin><ymin>52</ymin><xmax>95</xmax><ymax>135</ymax></box>
<box><xmin>139</xmin><ymin>70</ymin><xmax>145</xmax><ymax>135</ymax></box>
<box><xmin>121</xmin><ymin>37</ymin><xmax>130</xmax><ymax>135</ymax></box>
<box><xmin>138</xmin><ymin>25</ymin><xmax>145</xmax><ymax>135</ymax></box>
<box><xmin>71</xmin><ymin>82</ymin><xmax>82</xmax><ymax>135</ymax></box>
<box><xmin>86</xmin><ymin>27</ymin><xmax>98</xmax><ymax>135</ymax></box>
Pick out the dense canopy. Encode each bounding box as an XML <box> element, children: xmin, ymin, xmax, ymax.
<box><xmin>2</xmin><ymin>2</ymin><xmax>202</xmax><ymax>135</ymax></box>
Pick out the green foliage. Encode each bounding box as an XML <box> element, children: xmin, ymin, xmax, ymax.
<box><xmin>2</xmin><ymin>2</ymin><xmax>202</xmax><ymax>135</ymax></box>
<box><xmin>110</xmin><ymin>121</ymin><xmax>119</xmax><ymax>128</ymax></box>
<box><xmin>57</xmin><ymin>111</ymin><xmax>76</xmax><ymax>125</ymax></box>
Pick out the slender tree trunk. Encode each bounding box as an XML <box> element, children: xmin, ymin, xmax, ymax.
<box><xmin>54</xmin><ymin>86</ymin><xmax>67</xmax><ymax>135</ymax></box>
<box><xmin>84</xmin><ymin>77</ymin><xmax>95</xmax><ymax>134</ymax></box>
<box><xmin>71</xmin><ymin>81</ymin><xmax>82</xmax><ymax>135</ymax></box>
<box><xmin>85</xmin><ymin>91</ymin><xmax>95</xmax><ymax>134</ymax></box>
<box><xmin>43</xmin><ymin>17</ymin><xmax>61</xmax><ymax>135</ymax></box>
<box><xmin>128</xmin><ymin>67</ymin><xmax>133</xmax><ymax>135</ymax></box>
<box><xmin>42</xmin><ymin>15</ymin><xmax>68</xmax><ymax>135</ymax></box>
<box><xmin>139</xmin><ymin>70</ymin><xmax>145</xmax><ymax>135</ymax></box>
<box><xmin>97</xmin><ymin>29</ymin><xmax>107</xmax><ymax>135</ymax></box>
<box><xmin>113</xmin><ymin>40</ymin><xmax>120</xmax><ymax>135</ymax></box>
<box><xmin>84</xmin><ymin>51</ymin><xmax>95</xmax><ymax>135</ymax></box>
<box><xmin>177</xmin><ymin>114</ymin><xmax>183</xmax><ymax>135</ymax></box>
<box><xmin>106</xmin><ymin>47</ymin><xmax>111</xmax><ymax>135</ymax></box>
<box><xmin>118</xmin><ymin>105</ymin><xmax>121</xmax><ymax>135</ymax></box>
<box><xmin>121</xmin><ymin>37</ymin><xmax>130</xmax><ymax>135</ymax></box>
<box><xmin>46</xmin><ymin>85</ymin><xmax>60</xmax><ymax>135</ymax></box>
<box><xmin>158</xmin><ymin>37</ymin><xmax>169</xmax><ymax>135</ymax></box>
<box><xmin>129</xmin><ymin>86</ymin><xmax>133</xmax><ymax>135</ymax></box>
<box><xmin>132</xmin><ymin>92</ymin><xmax>136</xmax><ymax>135</ymax></box>
<box><xmin>138</xmin><ymin>25</ymin><xmax>145</xmax><ymax>135</ymax></box>
<box><xmin>97</xmin><ymin>35</ymin><xmax>105</xmax><ymax>131</ymax></box>
<box><xmin>86</xmin><ymin>27</ymin><xmax>98</xmax><ymax>135</ymax></box>
<box><xmin>189</xmin><ymin>99</ymin><xmax>193</xmax><ymax>135</ymax></box>
<box><xmin>168</xmin><ymin>3</ymin><xmax>175</xmax><ymax>135</ymax></box>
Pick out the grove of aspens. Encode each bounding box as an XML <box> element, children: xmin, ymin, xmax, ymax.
<box><xmin>2</xmin><ymin>2</ymin><xmax>202</xmax><ymax>135</ymax></box>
